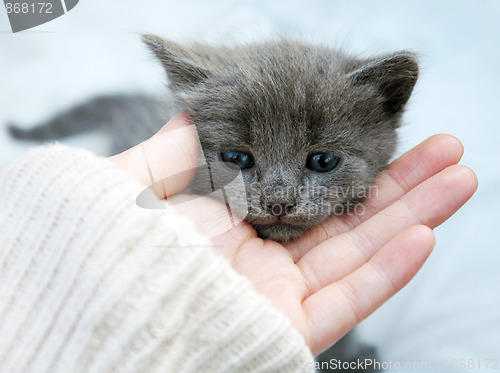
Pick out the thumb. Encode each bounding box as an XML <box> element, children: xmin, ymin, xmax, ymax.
<box><xmin>110</xmin><ymin>113</ymin><xmax>199</xmax><ymax>198</ymax></box>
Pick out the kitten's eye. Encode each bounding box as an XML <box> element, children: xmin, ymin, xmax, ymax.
<box><xmin>306</xmin><ymin>153</ymin><xmax>340</xmax><ymax>173</ymax></box>
<box><xmin>221</xmin><ymin>151</ymin><xmax>255</xmax><ymax>170</ymax></box>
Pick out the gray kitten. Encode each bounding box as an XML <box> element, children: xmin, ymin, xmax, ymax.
<box><xmin>8</xmin><ymin>36</ymin><xmax>418</xmax><ymax>243</ymax></box>
<box><xmin>143</xmin><ymin>35</ymin><xmax>418</xmax><ymax>241</ymax></box>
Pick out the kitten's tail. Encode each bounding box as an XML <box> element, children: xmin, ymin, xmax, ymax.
<box><xmin>7</xmin><ymin>95</ymin><xmax>119</xmax><ymax>141</ymax></box>
<box><xmin>6</xmin><ymin>94</ymin><xmax>172</xmax><ymax>146</ymax></box>
<box><xmin>7</xmin><ymin>120</ymin><xmax>82</xmax><ymax>141</ymax></box>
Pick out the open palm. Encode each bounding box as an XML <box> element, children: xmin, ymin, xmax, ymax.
<box><xmin>112</xmin><ymin>114</ymin><xmax>477</xmax><ymax>355</ymax></box>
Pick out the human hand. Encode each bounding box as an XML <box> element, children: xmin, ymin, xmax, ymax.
<box><xmin>111</xmin><ymin>114</ymin><xmax>477</xmax><ymax>355</ymax></box>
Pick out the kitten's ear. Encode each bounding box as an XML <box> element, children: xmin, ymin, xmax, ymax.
<box><xmin>348</xmin><ymin>52</ymin><xmax>419</xmax><ymax>115</ymax></box>
<box><xmin>142</xmin><ymin>34</ymin><xmax>210</xmax><ymax>89</ymax></box>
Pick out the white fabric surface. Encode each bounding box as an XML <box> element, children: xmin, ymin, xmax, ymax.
<box><xmin>1</xmin><ymin>1</ymin><xmax>499</xmax><ymax>371</ymax></box>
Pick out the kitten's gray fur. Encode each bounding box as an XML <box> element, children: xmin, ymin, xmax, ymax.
<box><xmin>8</xmin><ymin>36</ymin><xmax>418</xmax><ymax>243</ymax></box>
<box><xmin>143</xmin><ymin>35</ymin><xmax>418</xmax><ymax>242</ymax></box>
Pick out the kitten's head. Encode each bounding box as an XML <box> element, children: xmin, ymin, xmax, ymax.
<box><xmin>143</xmin><ymin>35</ymin><xmax>419</xmax><ymax>242</ymax></box>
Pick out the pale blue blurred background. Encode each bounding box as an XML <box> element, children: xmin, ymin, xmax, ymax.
<box><xmin>1</xmin><ymin>1</ymin><xmax>499</xmax><ymax>370</ymax></box>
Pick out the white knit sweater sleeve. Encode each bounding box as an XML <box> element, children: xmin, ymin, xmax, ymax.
<box><xmin>0</xmin><ymin>145</ymin><xmax>314</xmax><ymax>373</ymax></box>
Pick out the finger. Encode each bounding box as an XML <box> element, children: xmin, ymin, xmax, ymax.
<box><xmin>362</xmin><ymin>134</ymin><xmax>465</xmax><ymax>218</ymax></box>
<box><xmin>286</xmin><ymin>134</ymin><xmax>465</xmax><ymax>259</ymax></box>
<box><xmin>303</xmin><ymin>225</ymin><xmax>435</xmax><ymax>354</ymax></box>
<box><xmin>211</xmin><ymin>219</ymin><xmax>257</xmax><ymax>259</ymax></box>
<box><xmin>167</xmin><ymin>194</ymin><xmax>247</xmax><ymax>239</ymax></box>
<box><xmin>298</xmin><ymin>165</ymin><xmax>477</xmax><ymax>296</ymax></box>
<box><xmin>110</xmin><ymin>113</ymin><xmax>199</xmax><ymax>197</ymax></box>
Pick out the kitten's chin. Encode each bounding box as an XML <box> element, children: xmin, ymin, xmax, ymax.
<box><xmin>254</xmin><ymin>224</ymin><xmax>307</xmax><ymax>243</ymax></box>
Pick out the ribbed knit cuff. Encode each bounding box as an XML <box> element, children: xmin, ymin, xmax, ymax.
<box><xmin>0</xmin><ymin>145</ymin><xmax>314</xmax><ymax>373</ymax></box>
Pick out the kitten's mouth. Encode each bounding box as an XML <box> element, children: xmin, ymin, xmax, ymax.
<box><xmin>251</xmin><ymin>215</ymin><xmax>305</xmax><ymax>227</ymax></box>
<box><xmin>269</xmin><ymin>219</ymin><xmax>304</xmax><ymax>228</ymax></box>
<box><xmin>245</xmin><ymin>204</ymin><xmax>328</xmax><ymax>241</ymax></box>
<box><xmin>248</xmin><ymin>215</ymin><xmax>316</xmax><ymax>242</ymax></box>
<box><xmin>252</xmin><ymin>221</ymin><xmax>307</xmax><ymax>242</ymax></box>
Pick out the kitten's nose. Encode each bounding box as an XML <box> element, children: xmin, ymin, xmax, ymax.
<box><xmin>267</xmin><ymin>203</ymin><xmax>295</xmax><ymax>217</ymax></box>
